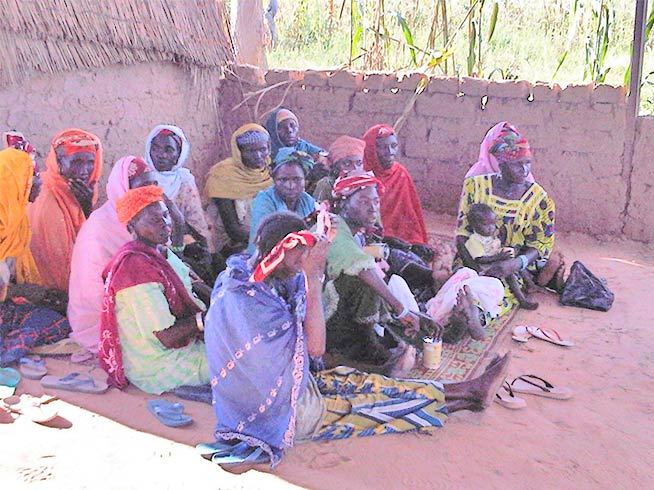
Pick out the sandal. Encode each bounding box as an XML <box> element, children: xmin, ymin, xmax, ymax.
<box><xmin>147</xmin><ymin>400</ymin><xmax>192</xmax><ymax>427</ymax></box>
<box><xmin>494</xmin><ymin>381</ymin><xmax>527</xmax><ymax>409</ymax></box>
<box><xmin>512</xmin><ymin>326</ymin><xmax>574</xmax><ymax>347</ymax></box>
<box><xmin>2</xmin><ymin>394</ymin><xmax>58</xmax><ymax>423</ymax></box>
<box><xmin>41</xmin><ymin>372</ymin><xmax>108</xmax><ymax>394</ymax></box>
<box><xmin>19</xmin><ymin>357</ymin><xmax>48</xmax><ymax>380</ymax></box>
<box><xmin>510</xmin><ymin>375</ymin><xmax>573</xmax><ymax>400</ymax></box>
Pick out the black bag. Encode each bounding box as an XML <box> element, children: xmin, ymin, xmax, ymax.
<box><xmin>559</xmin><ymin>261</ymin><xmax>614</xmax><ymax>312</ymax></box>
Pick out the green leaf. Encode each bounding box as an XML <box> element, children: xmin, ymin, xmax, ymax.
<box><xmin>394</xmin><ymin>11</ymin><xmax>417</xmax><ymax>66</ymax></box>
<box><xmin>552</xmin><ymin>50</ymin><xmax>568</xmax><ymax>80</ymax></box>
<box><xmin>488</xmin><ymin>2</ymin><xmax>498</xmax><ymax>42</ymax></box>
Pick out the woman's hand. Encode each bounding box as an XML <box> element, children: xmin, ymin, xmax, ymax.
<box><xmin>68</xmin><ymin>178</ymin><xmax>94</xmax><ymax>217</ymax></box>
<box><xmin>479</xmin><ymin>257</ymin><xmax>520</xmax><ymax>278</ymax></box>
<box><xmin>302</xmin><ymin>235</ymin><xmax>331</xmax><ymax>280</ymax></box>
<box><xmin>399</xmin><ymin>311</ymin><xmax>421</xmax><ymax>338</ymax></box>
<box><xmin>163</xmin><ymin>194</ymin><xmax>184</xmax><ymax>228</ymax></box>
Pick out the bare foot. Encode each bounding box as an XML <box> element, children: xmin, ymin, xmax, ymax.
<box><xmin>519</xmin><ymin>297</ymin><xmax>539</xmax><ymax>310</ymax></box>
<box><xmin>451</xmin><ymin>285</ymin><xmax>485</xmax><ymax>340</ymax></box>
<box><xmin>388</xmin><ymin>343</ymin><xmax>416</xmax><ymax>378</ymax></box>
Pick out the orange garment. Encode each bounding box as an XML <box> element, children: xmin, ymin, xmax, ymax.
<box><xmin>28</xmin><ymin>129</ymin><xmax>102</xmax><ymax>291</ymax></box>
<box><xmin>0</xmin><ymin>148</ymin><xmax>41</xmax><ymax>284</ymax></box>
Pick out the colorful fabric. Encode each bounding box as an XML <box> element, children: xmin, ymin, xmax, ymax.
<box><xmin>362</xmin><ymin>124</ymin><xmax>428</xmax><ymax>245</ymax></box>
<box><xmin>264</xmin><ymin>108</ymin><xmax>324</xmax><ymax>160</ymax></box>
<box><xmin>276</xmin><ymin>109</ymin><xmax>298</xmax><ymax>124</ymax></box>
<box><xmin>68</xmin><ymin>156</ymin><xmax>153</xmax><ymax>353</ymax></box>
<box><xmin>328</xmin><ymin>135</ymin><xmax>365</xmax><ymax>168</ymax></box>
<box><xmin>465</xmin><ymin>122</ymin><xmax>535</xmax><ymax>182</ymax></box>
<box><xmin>311</xmin><ymin>366</ymin><xmax>447</xmax><ymax>440</ymax></box>
<box><xmin>326</xmin><ymin>219</ymin><xmax>376</xmax><ymax>280</ymax></box>
<box><xmin>4</xmin><ymin>131</ymin><xmax>37</xmax><ymax>167</ymax></box>
<box><xmin>0</xmin><ymin>148</ymin><xmax>41</xmax><ymax>284</ymax></box>
<box><xmin>114</xmin><ymin>254</ymin><xmax>208</xmax><ymax>394</ymax></box>
<box><xmin>491</xmin><ymin>136</ymin><xmax>532</xmax><ymax>163</ymax></box>
<box><xmin>0</xmin><ymin>298</ymin><xmax>70</xmax><ymax>366</ymax></box>
<box><xmin>248</xmin><ymin>186</ymin><xmax>317</xmax><ymax>254</ymax></box>
<box><xmin>28</xmin><ymin>129</ymin><xmax>103</xmax><ymax>291</ymax></box>
<box><xmin>332</xmin><ymin>172</ymin><xmax>384</xmax><ymax>200</ymax></box>
<box><xmin>203</xmin><ymin>124</ymin><xmax>273</xmax><ymax>201</ymax></box>
<box><xmin>251</xmin><ymin>231</ymin><xmax>317</xmax><ymax>282</ymax></box>
<box><xmin>116</xmin><ymin>185</ymin><xmax>163</xmax><ymax>225</ymax></box>
<box><xmin>98</xmin><ymin>240</ymin><xmax>203</xmax><ymax>389</ymax></box>
<box><xmin>465</xmin><ymin>233</ymin><xmax>503</xmax><ymax>259</ymax></box>
<box><xmin>205</xmin><ymin>254</ymin><xmax>311</xmax><ymax>466</ymax></box>
<box><xmin>272</xmin><ymin>150</ymin><xmax>314</xmax><ymax>174</ymax></box>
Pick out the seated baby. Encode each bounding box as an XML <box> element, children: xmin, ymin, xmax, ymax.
<box><xmin>465</xmin><ymin>203</ymin><xmax>538</xmax><ymax>310</ymax></box>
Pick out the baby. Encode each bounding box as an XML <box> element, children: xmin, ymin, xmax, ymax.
<box><xmin>465</xmin><ymin>203</ymin><xmax>538</xmax><ymax>310</ymax></box>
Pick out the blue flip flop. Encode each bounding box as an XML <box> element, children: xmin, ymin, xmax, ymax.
<box><xmin>196</xmin><ymin>440</ymin><xmax>248</xmax><ymax>459</ymax></box>
<box><xmin>41</xmin><ymin>372</ymin><xmax>108</xmax><ymax>394</ymax></box>
<box><xmin>0</xmin><ymin>367</ymin><xmax>20</xmax><ymax>398</ymax></box>
<box><xmin>211</xmin><ymin>445</ymin><xmax>269</xmax><ymax>466</ymax></box>
<box><xmin>174</xmin><ymin>384</ymin><xmax>212</xmax><ymax>405</ymax></box>
<box><xmin>147</xmin><ymin>400</ymin><xmax>192</xmax><ymax>427</ymax></box>
<box><xmin>19</xmin><ymin>357</ymin><xmax>48</xmax><ymax>380</ymax></box>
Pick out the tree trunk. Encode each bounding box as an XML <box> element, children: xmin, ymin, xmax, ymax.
<box><xmin>232</xmin><ymin>0</ymin><xmax>268</xmax><ymax>68</ymax></box>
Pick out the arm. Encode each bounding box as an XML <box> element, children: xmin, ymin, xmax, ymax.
<box><xmin>214</xmin><ymin>198</ymin><xmax>249</xmax><ymax>244</ymax></box>
<box><xmin>162</xmin><ymin>194</ymin><xmax>185</xmax><ymax>248</ymax></box>
<box><xmin>154</xmin><ymin>315</ymin><xmax>201</xmax><ymax>349</ymax></box>
<box><xmin>248</xmin><ymin>190</ymin><xmax>276</xmax><ymax>252</ymax></box>
<box><xmin>456</xmin><ymin>235</ymin><xmax>481</xmax><ymax>271</ymax></box>
<box><xmin>302</xmin><ymin>238</ymin><xmax>331</xmax><ymax>357</ymax></box>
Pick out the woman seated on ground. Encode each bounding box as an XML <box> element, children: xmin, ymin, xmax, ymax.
<box><xmin>67</xmin><ymin>156</ymin><xmax>159</xmax><ymax>354</ymax></box>
<box><xmin>204</xmin><ymin>211</ymin><xmax>510</xmax><ymax>467</ymax></box>
<box><xmin>204</xmin><ymin>124</ymin><xmax>273</xmax><ymax>256</ymax></box>
<box><xmin>145</xmin><ymin>125</ymin><xmax>212</xmax><ymax>258</ymax></box>
<box><xmin>455</xmin><ymin>128</ymin><xmax>562</xmax><ymax>312</ymax></box>
<box><xmin>0</xmin><ymin>147</ymin><xmax>71</xmax><ymax>365</ymax></box>
<box><xmin>264</xmin><ymin>108</ymin><xmax>324</xmax><ymax>162</ymax></box>
<box><xmin>312</xmin><ymin>135</ymin><xmax>365</xmax><ymax>203</ymax></box>
<box><xmin>248</xmin><ymin>151</ymin><xmax>317</xmax><ymax>253</ymax></box>
<box><xmin>362</xmin><ymin>124</ymin><xmax>431</xmax><ymax>252</ymax></box>
<box><xmin>325</xmin><ymin>174</ymin><xmax>503</xmax><ymax>374</ymax></box>
<box><xmin>28</xmin><ymin>128</ymin><xmax>103</xmax><ymax>292</ymax></box>
<box><xmin>98</xmin><ymin>186</ymin><xmax>209</xmax><ymax>394</ymax></box>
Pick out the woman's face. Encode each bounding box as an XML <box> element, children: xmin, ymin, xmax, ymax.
<box><xmin>238</xmin><ymin>135</ymin><xmax>270</xmax><ymax>169</ymax></box>
<box><xmin>130</xmin><ymin>201</ymin><xmax>172</xmax><ymax>247</ymax></box>
<box><xmin>149</xmin><ymin>133</ymin><xmax>181</xmax><ymax>172</ymax></box>
<box><xmin>342</xmin><ymin>186</ymin><xmax>380</xmax><ymax>227</ymax></box>
<box><xmin>277</xmin><ymin>118</ymin><xmax>299</xmax><ymax>147</ymax></box>
<box><xmin>57</xmin><ymin>150</ymin><xmax>96</xmax><ymax>182</ymax></box>
<box><xmin>129</xmin><ymin>170</ymin><xmax>158</xmax><ymax>189</ymax></box>
<box><xmin>500</xmin><ymin>157</ymin><xmax>532</xmax><ymax>184</ymax></box>
<box><xmin>375</xmin><ymin>134</ymin><xmax>398</xmax><ymax>169</ymax></box>
<box><xmin>333</xmin><ymin>155</ymin><xmax>363</xmax><ymax>176</ymax></box>
<box><xmin>274</xmin><ymin>164</ymin><xmax>305</xmax><ymax>205</ymax></box>
<box><xmin>273</xmin><ymin>245</ymin><xmax>308</xmax><ymax>279</ymax></box>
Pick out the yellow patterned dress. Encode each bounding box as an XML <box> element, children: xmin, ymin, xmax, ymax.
<box><xmin>455</xmin><ymin>175</ymin><xmax>556</xmax><ymax>312</ymax></box>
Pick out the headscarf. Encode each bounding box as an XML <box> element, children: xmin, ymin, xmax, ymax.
<box><xmin>490</xmin><ymin>136</ymin><xmax>533</xmax><ymax>164</ymax></box>
<box><xmin>203</xmin><ymin>124</ymin><xmax>273</xmax><ymax>201</ymax></box>
<box><xmin>271</xmin><ymin>150</ymin><xmax>314</xmax><ymax>176</ymax></box>
<box><xmin>361</xmin><ymin>124</ymin><xmax>428</xmax><ymax>244</ymax></box>
<box><xmin>28</xmin><ymin>128</ymin><xmax>103</xmax><ymax>291</ymax></box>
<box><xmin>465</xmin><ymin>121</ymin><xmax>535</xmax><ymax>182</ymax></box>
<box><xmin>250</xmin><ymin>230</ymin><xmax>317</xmax><ymax>282</ymax></box>
<box><xmin>68</xmin><ymin>156</ymin><xmax>154</xmax><ymax>353</ymax></box>
<box><xmin>265</xmin><ymin>108</ymin><xmax>299</xmax><ymax>159</ymax></box>
<box><xmin>4</xmin><ymin>130</ymin><xmax>37</xmax><ymax>167</ymax></box>
<box><xmin>328</xmin><ymin>135</ymin><xmax>365</xmax><ymax>168</ymax></box>
<box><xmin>145</xmin><ymin>124</ymin><xmax>192</xmax><ymax>199</ymax></box>
<box><xmin>0</xmin><ymin>148</ymin><xmax>41</xmax><ymax>284</ymax></box>
<box><xmin>116</xmin><ymin>185</ymin><xmax>164</xmax><ymax>226</ymax></box>
<box><xmin>332</xmin><ymin>172</ymin><xmax>384</xmax><ymax>200</ymax></box>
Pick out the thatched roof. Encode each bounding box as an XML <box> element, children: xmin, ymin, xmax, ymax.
<box><xmin>0</xmin><ymin>0</ymin><xmax>235</xmax><ymax>87</ymax></box>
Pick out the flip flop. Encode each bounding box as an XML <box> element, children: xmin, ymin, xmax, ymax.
<box><xmin>174</xmin><ymin>384</ymin><xmax>212</xmax><ymax>405</ymax></box>
<box><xmin>41</xmin><ymin>372</ymin><xmax>108</xmax><ymax>394</ymax></box>
<box><xmin>511</xmin><ymin>326</ymin><xmax>531</xmax><ymax>343</ymax></box>
<box><xmin>2</xmin><ymin>394</ymin><xmax>58</xmax><ymax>424</ymax></box>
<box><xmin>0</xmin><ymin>367</ymin><xmax>20</xmax><ymax>398</ymax></box>
<box><xmin>510</xmin><ymin>375</ymin><xmax>573</xmax><ymax>400</ymax></box>
<box><xmin>494</xmin><ymin>381</ymin><xmax>527</xmax><ymax>409</ymax></box>
<box><xmin>211</xmin><ymin>445</ymin><xmax>269</xmax><ymax>466</ymax></box>
<box><xmin>19</xmin><ymin>357</ymin><xmax>48</xmax><ymax>380</ymax></box>
<box><xmin>197</xmin><ymin>440</ymin><xmax>248</xmax><ymax>459</ymax></box>
<box><xmin>147</xmin><ymin>400</ymin><xmax>192</xmax><ymax>427</ymax></box>
<box><xmin>524</xmin><ymin>326</ymin><xmax>574</xmax><ymax>347</ymax></box>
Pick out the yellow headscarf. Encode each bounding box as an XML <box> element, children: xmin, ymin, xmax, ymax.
<box><xmin>0</xmin><ymin>148</ymin><xmax>41</xmax><ymax>284</ymax></box>
<box><xmin>203</xmin><ymin>124</ymin><xmax>273</xmax><ymax>201</ymax></box>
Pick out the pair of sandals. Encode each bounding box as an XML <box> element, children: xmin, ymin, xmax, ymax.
<box><xmin>495</xmin><ymin>374</ymin><xmax>574</xmax><ymax>409</ymax></box>
<box><xmin>1</xmin><ymin>393</ymin><xmax>59</xmax><ymax>424</ymax></box>
<box><xmin>512</xmin><ymin>326</ymin><xmax>575</xmax><ymax>347</ymax></box>
<box><xmin>197</xmin><ymin>440</ymin><xmax>270</xmax><ymax>466</ymax></box>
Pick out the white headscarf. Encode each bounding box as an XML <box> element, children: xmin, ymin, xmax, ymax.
<box><xmin>145</xmin><ymin>124</ymin><xmax>192</xmax><ymax>198</ymax></box>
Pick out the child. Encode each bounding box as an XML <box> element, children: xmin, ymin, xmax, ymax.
<box><xmin>465</xmin><ymin>203</ymin><xmax>538</xmax><ymax>310</ymax></box>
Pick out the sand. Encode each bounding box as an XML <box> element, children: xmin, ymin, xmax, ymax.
<box><xmin>1</xmin><ymin>212</ymin><xmax>653</xmax><ymax>489</ymax></box>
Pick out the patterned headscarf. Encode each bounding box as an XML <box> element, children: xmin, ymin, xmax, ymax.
<box><xmin>332</xmin><ymin>171</ymin><xmax>384</xmax><ymax>199</ymax></box>
<box><xmin>490</xmin><ymin>136</ymin><xmax>533</xmax><ymax>164</ymax></box>
<box><xmin>53</xmin><ymin>131</ymin><xmax>100</xmax><ymax>156</ymax></box>
<box><xmin>116</xmin><ymin>185</ymin><xmax>164</xmax><ymax>225</ymax></box>
<box><xmin>250</xmin><ymin>230</ymin><xmax>317</xmax><ymax>282</ymax></box>
<box><xmin>272</xmin><ymin>150</ymin><xmax>314</xmax><ymax>176</ymax></box>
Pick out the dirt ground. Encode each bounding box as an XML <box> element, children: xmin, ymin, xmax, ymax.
<box><xmin>2</xmin><ymin>212</ymin><xmax>653</xmax><ymax>490</ymax></box>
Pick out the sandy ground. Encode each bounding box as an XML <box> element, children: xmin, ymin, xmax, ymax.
<box><xmin>2</xmin><ymin>211</ymin><xmax>653</xmax><ymax>490</ymax></box>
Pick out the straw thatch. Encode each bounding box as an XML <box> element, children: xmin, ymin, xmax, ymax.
<box><xmin>0</xmin><ymin>0</ymin><xmax>235</xmax><ymax>87</ymax></box>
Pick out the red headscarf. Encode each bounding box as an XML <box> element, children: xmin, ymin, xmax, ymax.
<box><xmin>490</xmin><ymin>136</ymin><xmax>533</xmax><ymax>163</ymax></box>
<box><xmin>362</xmin><ymin>124</ymin><xmax>428</xmax><ymax>245</ymax></box>
<box><xmin>116</xmin><ymin>185</ymin><xmax>163</xmax><ymax>226</ymax></box>
<box><xmin>250</xmin><ymin>230</ymin><xmax>317</xmax><ymax>282</ymax></box>
<box><xmin>332</xmin><ymin>172</ymin><xmax>384</xmax><ymax>199</ymax></box>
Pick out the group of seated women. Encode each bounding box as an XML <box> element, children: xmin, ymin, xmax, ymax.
<box><xmin>0</xmin><ymin>109</ymin><xmax>564</xmax><ymax>465</ymax></box>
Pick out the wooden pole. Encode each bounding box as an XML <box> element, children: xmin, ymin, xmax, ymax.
<box><xmin>627</xmin><ymin>0</ymin><xmax>648</xmax><ymax>117</ymax></box>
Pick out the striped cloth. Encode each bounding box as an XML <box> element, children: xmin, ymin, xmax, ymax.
<box><xmin>312</xmin><ymin>366</ymin><xmax>448</xmax><ymax>440</ymax></box>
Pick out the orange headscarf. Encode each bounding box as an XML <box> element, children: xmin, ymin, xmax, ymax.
<box><xmin>28</xmin><ymin>129</ymin><xmax>103</xmax><ymax>291</ymax></box>
<box><xmin>0</xmin><ymin>148</ymin><xmax>41</xmax><ymax>285</ymax></box>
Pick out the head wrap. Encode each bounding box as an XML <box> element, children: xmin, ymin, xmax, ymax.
<box><xmin>490</xmin><ymin>136</ymin><xmax>533</xmax><ymax>164</ymax></box>
<box><xmin>332</xmin><ymin>171</ymin><xmax>384</xmax><ymax>199</ymax></box>
<box><xmin>106</xmin><ymin>156</ymin><xmax>154</xmax><ymax>206</ymax></box>
<box><xmin>250</xmin><ymin>230</ymin><xmax>317</xmax><ymax>282</ymax></box>
<box><xmin>264</xmin><ymin>108</ymin><xmax>300</xmax><ymax>160</ymax></box>
<box><xmin>328</xmin><ymin>135</ymin><xmax>365</xmax><ymax>168</ymax></box>
<box><xmin>465</xmin><ymin>121</ymin><xmax>535</xmax><ymax>182</ymax></box>
<box><xmin>272</xmin><ymin>150</ymin><xmax>314</xmax><ymax>176</ymax></box>
<box><xmin>276</xmin><ymin>109</ymin><xmax>298</xmax><ymax>125</ymax></box>
<box><xmin>126</xmin><ymin>157</ymin><xmax>150</xmax><ymax>179</ymax></box>
<box><xmin>203</xmin><ymin>124</ymin><xmax>272</xmax><ymax>201</ymax></box>
<box><xmin>144</xmin><ymin>124</ymin><xmax>191</xmax><ymax>198</ymax></box>
<box><xmin>116</xmin><ymin>185</ymin><xmax>164</xmax><ymax>226</ymax></box>
<box><xmin>155</xmin><ymin>128</ymin><xmax>183</xmax><ymax>149</ymax></box>
<box><xmin>235</xmin><ymin>129</ymin><xmax>269</xmax><ymax>147</ymax></box>
<box><xmin>53</xmin><ymin>131</ymin><xmax>100</xmax><ymax>157</ymax></box>
<box><xmin>362</xmin><ymin>124</ymin><xmax>396</xmax><ymax>177</ymax></box>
